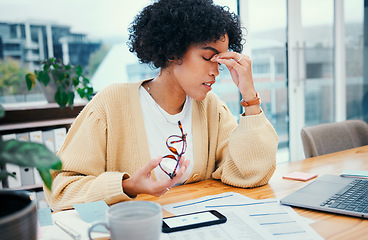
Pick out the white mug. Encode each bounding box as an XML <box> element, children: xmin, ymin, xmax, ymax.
<box><xmin>88</xmin><ymin>201</ymin><xmax>162</xmax><ymax>240</ymax></box>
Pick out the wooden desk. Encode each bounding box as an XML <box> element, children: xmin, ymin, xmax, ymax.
<box><xmin>136</xmin><ymin>145</ymin><xmax>368</xmax><ymax>240</ymax></box>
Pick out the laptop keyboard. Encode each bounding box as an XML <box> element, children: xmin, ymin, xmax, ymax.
<box><xmin>320</xmin><ymin>179</ymin><xmax>368</xmax><ymax>213</ymax></box>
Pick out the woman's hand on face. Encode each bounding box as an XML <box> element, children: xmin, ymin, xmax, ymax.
<box><xmin>211</xmin><ymin>52</ymin><xmax>257</xmax><ymax>100</ymax></box>
<box><xmin>122</xmin><ymin>156</ymin><xmax>190</xmax><ymax>198</ymax></box>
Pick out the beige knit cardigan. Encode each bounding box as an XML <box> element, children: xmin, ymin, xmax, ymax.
<box><xmin>45</xmin><ymin>80</ymin><xmax>278</xmax><ymax>211</ymax></box>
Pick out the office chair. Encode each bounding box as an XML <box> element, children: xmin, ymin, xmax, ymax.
<box><xmin>301</xmin><ymin>120</ymin><xmax>368</xmax><ymax>158</ymax></box>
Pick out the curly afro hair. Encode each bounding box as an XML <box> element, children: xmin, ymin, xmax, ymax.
<box><xmin>128</xmin><ymin>0</ymin><xmax>243</xmax><ymax>69</ymax></box>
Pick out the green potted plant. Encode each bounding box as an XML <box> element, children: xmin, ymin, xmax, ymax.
<box><xmin>25</xmin><ymin>58</ymin><xmax>94</xmax><ymax>108</ymax></box>
<box><xmin>0</xmin><ymin>104</ymin><xmax>62</xmax><ymax>240</ymax></box>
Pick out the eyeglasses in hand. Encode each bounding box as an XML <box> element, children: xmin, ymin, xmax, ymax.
<box><xmin>159</xmin><ymin>121</ymin><xmax>187</xmax><ymax>179</ymax></box>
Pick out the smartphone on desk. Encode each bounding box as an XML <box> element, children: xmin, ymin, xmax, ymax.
<box><xmin>162</xmin><ymin>210</ymin><xmax>227</xmax><ymax>233</ymax></box>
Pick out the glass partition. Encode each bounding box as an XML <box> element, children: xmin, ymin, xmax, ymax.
<box><xmin>246</xmin><ymin>0</ymin><xmax>289</xmax><ymax>163</ymax></box>
<box><xmin>345</xmin><ymin>0</ymin><xmax>365</xmax><ymax>121</ymax></box>
<box><xmin>301</xmin><ymin>0</ymin><xmax>335</xmax><ymax>126</ymax></box>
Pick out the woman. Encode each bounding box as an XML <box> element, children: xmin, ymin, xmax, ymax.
<box><xmin>45</xmin><ymin>0</ymin><xmax>278</xmax><ymax>211</ymax></box>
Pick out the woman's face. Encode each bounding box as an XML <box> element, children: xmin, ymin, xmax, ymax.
<box><xmin>171</xmin><ymin>34</ymin><xmax>229</xmax><ymax>101</ymax></box>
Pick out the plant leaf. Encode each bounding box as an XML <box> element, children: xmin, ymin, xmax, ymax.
<box><xmin>0</xmin><ymin>140</ymin><xmax>62</xmax><ymax>190</ymax></box>
<box><xmin>83</xmin><ymin>77</ymin><xmax>90</xmax><ymax>84</ymax></box>
<box><xmin>25</xmin><ymin>73</ymin><xmax>36</xmax><ymax>90</ymax></box>
<box><xmin>68</xmin><ymin>92</ymin><xmax>75</xmax><ymax>109</ymax></box>
<box><xmin>37</xmin><ymin>168</ymin><xmax>53</xmax><ymax>190</ymax></box>
<box><xmin>39</xmin><ymin>71</ymin><xmax>50</xmax><ymax>86</ymax></box>
<box><xmin>0</xmin><ymin>170</ymin><xmax>16</xmax><ymax>180</ymax></box>
<box><xmin>77</xmin><ymin>88</ymin><xmax>85</xmax><ymax>98</ymax></box>
<box><xmin>72</xmin><ymin>77</ymin><xmax>79</xmax><ymax>87</ymax></box>
<box><xmin>87</xmin><ymin>87</ymin><xmax>94</xmax><ymax>95</ymax></box>
<box><xmin>0</xmin><ymin>140</ymin><xmax>62</xmax><ymax>169</ymax></box>
<box><xmin>58</xmin><ymin>72</ymin><xmax>65</xmax><ymax>82</ymax></box>
<box><xmin>55</xmin><ymin>88</ymin><xmax>68</xmax><ymax>108</ymax></box>
<box><xmin>0</xmin><ymin>104</ymin><xmax>4</xmax><ymax>118</ymax></box>
<box><xmin>75</xmin><ymin>65</ymin><xmax>82</xmax><ymax>76</ymax></box>
<box><xmin>43</xmin><ymin>65</ymin><xmax>50</xmax><ymax>71</ymax></box>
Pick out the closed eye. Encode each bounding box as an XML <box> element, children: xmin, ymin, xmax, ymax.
<box><xmin>202</xmin><ymin>56</ymin><xmax>221</xmax><ymax>66</ymax></box>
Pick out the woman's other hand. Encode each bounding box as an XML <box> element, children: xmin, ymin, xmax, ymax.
<box><xmin>212</xmin><ymin>52</ymin><xmax>261</xmax><ymax>115</ymax></box>
<box><xmin>122</xmin><ymin>156</ymin><xmax>190</xmax><ymax>198</ymax></box>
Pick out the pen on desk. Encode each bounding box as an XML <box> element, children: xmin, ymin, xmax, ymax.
<box><xmin>55</xmin><ymin>220</ymin><xmax>81</xmax><ymax>240</ymax></box>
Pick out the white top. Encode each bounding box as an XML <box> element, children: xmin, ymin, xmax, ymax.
<box><xmin>139</xmin><ymin>86</ymin><xmax>194</xmax><ymax>183</ymax></box>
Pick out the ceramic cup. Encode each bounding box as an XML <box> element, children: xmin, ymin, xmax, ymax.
<box><xmin>88</xmin><ymin>201</ymin><xmax>162</xmax><ymax>240</ymax></box>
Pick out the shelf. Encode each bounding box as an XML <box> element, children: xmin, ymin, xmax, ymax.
<box><xmin>0</xmin><ymin>118</ymin><xmax>76</xmax><ymax>132</ymax></box>
<box><xmin>0</xmin><ymin>102</ymin><xmax>86</xmax><ymax>134</ymax></box>
<box><xmin>0</xmin><ymin>102</ymin><xmax>87</xmax><ymax>190</ymax></box>
<box><xmin>11</xmin><ymin>184</ymin><xmax>43</xmax><ymax>192</ymax></box>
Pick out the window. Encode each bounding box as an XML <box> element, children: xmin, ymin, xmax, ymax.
<box><xmin>242</xmin><ymin>0</ymin><xmax>289</xmax><ymax>162</ymax></box>
<box><xmin>0</xmin><ymin>0</ymin><xmax>238</xmax><ymax>113</ymax></box>
<box><xmin>345</xmin><ymin>0</ymin><xmax>366</xmax><ymax>121</ymax></box>
<box><xmin>241</xmin><ymin>0</ymin><xmax>368</xmax><ymax>162</ymax></box>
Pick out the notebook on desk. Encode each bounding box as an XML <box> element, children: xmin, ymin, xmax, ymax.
<box><xmin>280</xmin><ymin>174</ymin><xmax>368</xmax><ymax>218</ymax></box>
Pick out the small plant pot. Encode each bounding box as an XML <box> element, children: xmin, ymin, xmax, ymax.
<box><xmin>26</xmin><ymin>57</ymin><xmax>94</xmax><ymax>108</ymax></box>
<box><xmin>40</xmin><ymin>80</ymin><xmax>58</xmax><ymax>103</ymax></box>
<box><xmin>0</xmin><ymin>190</ymin><xmax>37</xmax><ymax>240</ymax></box>
<box><xmin>39</xmin><ymin>74</ymin><xmax>74</xmax><ymax>104</ymax></box>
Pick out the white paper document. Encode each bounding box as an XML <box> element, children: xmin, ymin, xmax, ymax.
<box><xmin>39</xmin><ymin>210</ymin><xmax>109</xmax><ymax>240</ymax></box>
<box><xmin>162</xmin><ymin>192</ymin><xmax>323</xmax><ymax>240</ymax></box>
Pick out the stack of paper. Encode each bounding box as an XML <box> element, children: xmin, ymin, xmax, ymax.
<box><xmin>162</xmin><ymin>192</ymin><xmax>323</xmax><ymax>240</ymax></box>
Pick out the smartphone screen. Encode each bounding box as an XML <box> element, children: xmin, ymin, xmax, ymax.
<box><xmin>162</xmin><ymin>210</ymin><xmax>227</xmax><ymax>233</ymax></box>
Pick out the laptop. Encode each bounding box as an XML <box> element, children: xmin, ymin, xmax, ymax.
<box><xmin>280</xmin><ymin>174</ymin><xmax>368</xmax><ymax>218</ymax></box>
